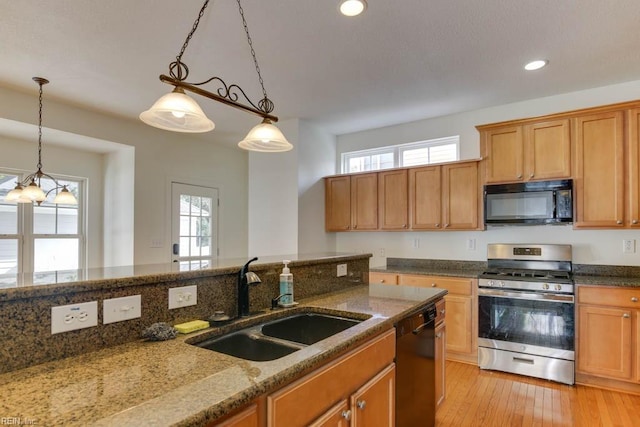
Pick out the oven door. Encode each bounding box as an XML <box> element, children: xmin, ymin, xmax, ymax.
<box><xmin>478</xmin><ymin>288</ymin><xmax>575</xmax><ymax>360</ymax></box>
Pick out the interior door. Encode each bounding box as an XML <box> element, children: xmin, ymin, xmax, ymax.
<box><xmin>171</xmin><ymin>182</ymin><xmax>219</xmax><ymax>269</ymax></box>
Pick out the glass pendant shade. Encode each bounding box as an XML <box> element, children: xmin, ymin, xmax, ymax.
<box><xmin>22</xmin><ymin>182</ymin><xmax>46</xmax><ymax>202</ymax></box>
<box><xmin>139</xmin><ymin>87</ymin><xmax>215</xmax><ymax>133</ymax></box>
<box><xmin>339</xmin><ymin>0</ymin><xmax>367</xmax><ymax>16</ymax></box>
<box><xmin>238</xmin><ymin>119</ymin><xmax>293</xmax><ymax>152</ymax></box>
<box><xmin>5</xmin><ymin>185</ymin><xmax>24</xmax><ymax>202</ymax></box>
<box><xmin>53</xmin><ymin>186</ymin><xmax>78</xmax><ymax>205</ymax></box>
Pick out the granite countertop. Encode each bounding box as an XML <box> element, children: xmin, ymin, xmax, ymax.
<box><xmin>0</xmin><ymin>284</ymin><xmax>446</xmax><ymax>426</ymax></box>
<box><xmin>574</xmin><ymin>274</ymin><xmax>640</xmax><ymax>287</ymax></box>
<box><xmin>370</xmin><ymin>265</ymin><xmax>484</xmax><ymax>279</ymax></box>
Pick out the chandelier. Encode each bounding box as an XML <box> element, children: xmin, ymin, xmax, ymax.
<box><xmin>140</xmin><ymin>0</ymin><xmax>292</xmax><ymax>152</ymax></box>
<box><xmin>5</xmin><ymin>77</ymin><xmax>78</xmax><ymax>205</ymax></box>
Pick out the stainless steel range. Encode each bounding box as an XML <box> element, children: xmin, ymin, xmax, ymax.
<box><xmin>478</xmin><ymin>243</ymin><xmax>575</xmax><ymax>385</ymax></box>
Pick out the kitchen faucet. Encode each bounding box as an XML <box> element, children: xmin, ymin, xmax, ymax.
<box><xmin>237</xmin><ymin>257</ymin><xmax>261</xmax><ymax>317</ymax></box>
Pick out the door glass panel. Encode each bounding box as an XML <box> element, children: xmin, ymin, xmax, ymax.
<box><xmin>0</xmin><ymin>239</ymin><xmax>19</xmax><ymax>275</ymax></box>
<box><xmin>172</xmin><ymin>183</ymin><xmax>218</xmax><ymax>262</ymax></box>
<box><xmin>34</xmin><ymin>238</ymin><xmax>79</xmax><ymax>272</ymax></box>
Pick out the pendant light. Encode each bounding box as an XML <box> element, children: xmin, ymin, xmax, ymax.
<box><xmin>140</xmin><ymin>0</ymin><xmax>292</xmax><ymax>152</ymax></box>
<box><xmin>4</xmin><ymin>78</ymin><xmax>78</xmax><ymax>205</ymax></box>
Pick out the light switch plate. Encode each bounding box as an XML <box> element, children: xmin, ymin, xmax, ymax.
<box><xmin>103</xmin><ymin>295</ymin><xmax>142</xmax><ymax>324</ymax></box>
<box><xmin>51</xmin><ymin>301</ymin><xmax>98</xmax><ymax>334</ymax></box>
<box><xmin>168</xmin><ymin>285</ymin><xmax>197</xmax><ymax>309</ymax></box>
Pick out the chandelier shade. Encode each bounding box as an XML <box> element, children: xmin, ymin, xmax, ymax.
<box><xmin>139</xmin><ymin>87</ymin><xmax>214</xmax><ymax>133</ymax></box>
<box><xmin>140</xmin><ymin>0</ymin><xmax>290</xmax><ymax>152</ymax></box>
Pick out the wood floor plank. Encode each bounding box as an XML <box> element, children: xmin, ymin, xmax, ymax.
<box><xmin>436</xmin><ymin>361</ymin><xmax>640</xmax><ymax>427</ymax></box>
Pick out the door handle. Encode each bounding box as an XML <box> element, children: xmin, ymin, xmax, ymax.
<box><xmin>172</xmin><ymin>243</ymin><xmax>179</xmax><ymax>255</ymax></box>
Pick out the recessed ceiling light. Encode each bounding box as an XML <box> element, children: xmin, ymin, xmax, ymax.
<box><xmin>524</xmin><ymin>60</ymin><xmax>548</xmax><ymax>71</ymax></box>
<box><xmin>339</xmin><ymin>0</ymin><xmax>367</xmax><ymax>17</ymax></box>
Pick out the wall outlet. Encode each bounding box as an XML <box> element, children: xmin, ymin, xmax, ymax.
<box><xmin>379</xmin><ymin>248</ymin><xmax>386</xmax><ymax>257</ymax></box>
<box><xmin>103</xmin><ymin>295</ymin><xmax>142</xmax><ymax>324</ymax></box>
<box><xmin>623</xmin><ymin>239</ymin><xmax>636</xmax><ymax>254</ymax></box>
<box><xmin>168</xmin><ymin>285</ymin><xmax>197</xmax><ymax>309</ymax></box>
<box><xmin>337</xmin><ymin>263</ymin><xmax>347</xmax><ymax>277</ymax></box>
<box><xmin>51</xmin><ymin>301</ymin><xmax>98</xmax><ymax>334</ymax></box>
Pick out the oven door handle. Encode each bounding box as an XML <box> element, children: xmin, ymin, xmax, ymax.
<box><xmin>478</xmin><ymin>288</ymin><xmax>574</xmax><ymax>303</ymax></box>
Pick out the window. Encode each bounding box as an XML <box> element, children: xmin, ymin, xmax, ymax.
<box><xmin>0</xmin><ymin>171</ymin><xmax>84</xmax><ymax>287</ymax></box>
<box><xmin>341</xmin><ymin>135</ymin><xmax>459</xmax><ymax>173</ymax></box>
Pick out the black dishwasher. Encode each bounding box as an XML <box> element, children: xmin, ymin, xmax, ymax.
<box><xmin>395</xmin><ymin>303</ymin><xmax>437</xmax><ymax>427</ymax></box>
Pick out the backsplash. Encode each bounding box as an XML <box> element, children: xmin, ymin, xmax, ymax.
<box><xmin>0</xmin><ymin>255</ymin><xmax>369</xmax><ymax>374</ymax></box>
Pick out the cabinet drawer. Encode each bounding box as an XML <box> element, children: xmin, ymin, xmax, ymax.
<box><xmin>578</xmin><ymin>286</ymin><xmax>640</xmax><ymax>309</ymax></box>
<box><xmin>267</xmin><ymin>329</ymin><xmax>395</xmax><ymax>427</ymax></box>
<box><xmin>369</xmin><ymin>272</ymin><xmax>398</xmax><ymax>285</ymax></box>
<box><xmin>398</xmin><ymin>274</ymin><xmax>472</xmax><ymax>296</ymax></box>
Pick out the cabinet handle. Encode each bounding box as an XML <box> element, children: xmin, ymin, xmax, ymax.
<box><xmin>633</xmin><ymin>220</ymin><xmax>639</xmax><ymax>225</ymax></box>
<box><xmin>435</xmin><ymin>333</ymin><xmax>442</xmax><ymax>338</ymax></box>
<box><xmin>623</xmin><ymin>313</ymin><xmax>631</xmax><ymax>318</ymax></box>
<box><xmin>444</xmin><ymin>223</ymin><xmax>450</xmax><ymax>228</ymax></box>
<box><xmin>517</xmin><ymin>174</ymin><xmax>523</xmax><ymax>179</ymax></box>
<box><xmin>529</xmin><ymin>173</ymin><xmax>534</xmax><ymax>178</ymax></box>
<box><xmin>440</xmin><ymin>309</ymin><xmax>446</xmax><ymax>315</ymax></box>
<box><xmin>617</xmin><ymin>220</ymin><xmax>623</xmax><ymax>225</ymax></box>
<box><xmin>632</xmin><ymin>297</ymin><xmax>638</xmax><ymax>302</ymax></box>
<box><xmin>356</xmin><ymin>400</ymin><xmax>366</xmax><ymax>410</ymax></box>
<box><xmin>341</xmin><ymin>410</ymin><xmax>351</xmax><ymax>420</ymax></box>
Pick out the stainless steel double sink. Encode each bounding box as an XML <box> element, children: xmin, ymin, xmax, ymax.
<box><xmin>191</xmin><ymin>311</ymin><xmax>366</xmax><ymax>361</ymax></box>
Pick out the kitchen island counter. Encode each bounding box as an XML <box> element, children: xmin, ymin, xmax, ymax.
<box><xmin>0</xmin><ymin>284</ymin><xmax>446</xmax><ymax>426</ymax></box>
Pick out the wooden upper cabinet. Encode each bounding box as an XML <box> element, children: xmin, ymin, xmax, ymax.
<box><xmin>482</xmin><ymin>120</ymin><xmax>571</xmax><ymax>184</ymax></box>
<box><xmin>351</xmin><ymin>173</ymin><xmax>378</xmax><ymax>230</ymax></box>
<box><xmin>573</xmin><ymin>111</ymin><xmax>625</xmax><ymax>228</ymax></box>
<box><xmin>378</xmin><ymin>169</ymin><xmax>408</xmax><ymax>230</ymax></box>
<box><xmin>482</xmin><ymin>126</ymin><xmax>524</xmax><ymax>183</ymax></box>
<box><xmin>524</xmin><ymin>119</ymin><xmax>571</xmax><ymax>180</ymax></box>
<box><xmin>409</xmin><ymin>166</ymin><xmax>442</xmax><ymax>229</ymax></box>
<box><xmin>628</xmin><ymin>108</ymin><xmax>640</xmax><ymax>227</ymax></box>
<box><xmin>325</xmin><ymin>176</ymin><xmax>351</xmax><ymax>231</ymax></box>
<box><xmin>442</xmin><ymin>161</ymin><xmax>479</xmax><ymax>230</ymax></box>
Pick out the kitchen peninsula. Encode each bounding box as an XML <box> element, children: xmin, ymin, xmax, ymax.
<box><xmin>0</xmin><ymin>254</ymin><xmax>446</xmax><ymax>426</ymax></box>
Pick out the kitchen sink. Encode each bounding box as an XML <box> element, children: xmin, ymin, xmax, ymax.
<box><xmin>261</xmin><ymin>313</ymin><xmax>361</xmax><ymax>345</ymax></box>
<box><xmin>194</xmin><ymin>332</ymin><xmax>302</xmax><ymax>362</ymax></box>
<box><xmin>191</xmin><ymin>311</ymin><xmax>366</xmax><ymax>361</ymax></box>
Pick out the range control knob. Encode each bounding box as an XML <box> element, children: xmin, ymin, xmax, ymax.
<box><xmin>487</xmin><ymin>280</ymin><xmax>494</xmax><ymax>287</ymax></box>
<box><xmin>555</xmin><ymin>284</ymin><xmax>562</xmax><ymax>291</ymax></box>
<box><xmin>542</xmin><ymin>283</ymin><xmax>550</xmax><ymax>290</ymax></box>
<box><xmin>498</xmin><ymin>281</ymin><xmax>505</xmax><ymax>288</ymax></box>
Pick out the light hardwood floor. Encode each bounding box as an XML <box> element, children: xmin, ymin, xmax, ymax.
<box><xmin>436</xmin><ymin>361</ymin><xmax>640</xmax><ymax>426</ymax></box>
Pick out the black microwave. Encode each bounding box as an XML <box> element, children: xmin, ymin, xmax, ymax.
<box><xmin>484</xmin><ymin>179</ymin><xmax>573</xmax><ymax>225</ymax></box>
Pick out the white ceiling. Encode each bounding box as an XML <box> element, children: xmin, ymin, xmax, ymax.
<box><xmin>3</xmin><ymin>0</ymin><xmax>640</xmax><ymax>145</ymax></box>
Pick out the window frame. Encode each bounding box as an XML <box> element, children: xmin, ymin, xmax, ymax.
<box><xmin>341</xmin><ymin>135</ymin><xmax>460</xmax><ymax>173</ymax></box>
<box><xmin>0</xmin><ymin>169</ymin><xmax>86</xmax><ymax>283</ymax></box>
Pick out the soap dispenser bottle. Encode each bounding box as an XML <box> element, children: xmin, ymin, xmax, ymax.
<box><xmin>279</xmin><ymin>260</ymin><xmax>294</xmax><ymax>307</ymax></box>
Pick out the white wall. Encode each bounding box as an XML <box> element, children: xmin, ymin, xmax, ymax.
<box><xmin>0</xmin><ymin>85</ymin><xmax>249</xmax><ymax>266</ymax></box>
<box><xmin>336</xmin><ymin>79</ymin><xmax>640</xmax><ymax>266</ymax></box>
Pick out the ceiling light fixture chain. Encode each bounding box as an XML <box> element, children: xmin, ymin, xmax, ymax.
<box><xmin>36</xmin><ymin>77</ymin><xmax>45</xmax><ymax>171</ymax></box>
<box><xmin>170</xmin><ymin>0</ymin><xmax>211</xmax><ymax>82</ymax></box>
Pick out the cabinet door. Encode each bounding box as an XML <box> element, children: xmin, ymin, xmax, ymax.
<box><xmin>351</xmin><ymin>364</ymin><xmax>395</xmax><ymax>427</ymax></box>
<box><xmin>482</xmin><ymin>126</ymin><xmax>524</xmax><ymax>183</ymax></box>
<box><xmin>573</xmin><ymin>112</ymin><xmax>625</xmax><ymax>228</ymax></box>
<box><xmin>325</xmin><ymin>176</ymin><xmax>351</xmax><ymax>231</ymax></box>
<box><xmin>443</xmin><ymin>295</ymin><xmax>473</xmax><ymax>354</ymax></box>
<box><xmin>409</xmin><ymin>165</ymin><xmax>442</xmax><ymax>229</ymax></box>
<box><xmin>378</xmin><ymin>169</ymin><xmax>408</xmax><ymax>230</ymax></box>
<box><xmin>435</xmin><ymin>322</ymin><xmax>446</xmax><ymax>408</ymax></box>
<box><xmin>442</xmin><ymin>161</ymin><xmax>479</xmax><ymax>230</ymax></box>
<box><xmin>351</xmin><ymin>173</ymin><xmax>378</xmax><ymax>230</ymax></box>
<box><xmin>524</xmin><ymin>119</ymin><xmax>571</xmax><ymax>180</ymax></box>
<box><xmin>577</xmin><ymin>305</ymin><xmax>632</xmax><ymax>380</ymax></box>
<box><xmin>628</xmin><ymin>108</ymin><xmax>640</xmax><ymax>227</ymax></box>
<box><xmin>214</xmin><ymin>403</ymin><xmax>258</xmax><ymax>427</ymax></box>
<box><xmin>309</xmin><ymin>400</ymin><xmax>350</xmax><ymax>427</ymax></box>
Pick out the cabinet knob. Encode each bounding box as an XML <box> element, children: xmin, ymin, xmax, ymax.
<box><xmin>341</xmin><ymin>410</ymin><xmax>352</xmax><ymax>420</ymax></box>
<box><xmin>440</xmin><ymin>309</ymin><xmax>446</xmax><ymax>315</ymax></box>
<box><xmin>623</xmin><ymin>313</ymin><xmax>631</xmax><ymax>318</ymax></box>
<box><xmin>380</xmin><ymin>279</ymin><xmax>385</xmax><ymax>283</ymax></box>
<box><xmin>436</xmin><ymin>333</ymin><xmax>442</xmax><ymax>338</ymax></box>
<box><xmin>632</xmin><ymin>297</ymin><xmax>638</xmax><ymax>303</ymax></box>
<box><xmin>345</xmin><ymin>226</ymin><xmax>350</xmax><ymax>230</ymax></box>
<box><xmin>529</xmin><ymin>173</ymin><xmax>534</xmax><ymax>178</ymax></box>
<box><xmin>431</xmin><ymin>283</ymin><xmax>437</xmax><ymax>287</ymax></box>
<box><xmin>354</xmin><ymin>225</ymin><xmax>358</xmax><ymax>229</ymax></box>
<box><xmin>633</xmin><ymin>220</ymin><xmax>639</xmax><ymax>225</ymax></box>
<box><xmin>617</xmin><ymin>220</ymin><xmax>623</xmax><ymax>225</ymax></box>
<box><xmin>356</xmin><ymin>400</ymin><xmax>366</xmax><ymax>410</ymax></box>
<box><xmin>402</xmin><ymin>224</ymin><xmax>407</xmax><ymax>228</ymax></box>
<box><xmin>517</xmin><ymin>174</ymin><xmax>523</xmax><ymax>179</ymax></box>
<box><xmin>435</xmin><ymin>223</ymin><xmax>440</xmax><ymax>228</ymax></box>
<box><xmin>444</xmin><ymin>224</ymin><xmax>450</xmax><ymax>228</ymax></box>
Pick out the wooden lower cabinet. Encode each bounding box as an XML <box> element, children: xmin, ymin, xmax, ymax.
<box><xmin>368</xmin><ymin>272</ymin><xmax>398</xmax><ymax>285</ymax></box>
<box><xmin>210</xmin><ymin>401</ymin><xmax>263</xmax><ymax>427</ymax></box>
<box><xmin>398</xmin><ymin>274</ymin><xmax>477</xmax><ymax>364</ymax></box>
<box><xmin>576</xmin><ymin>285</ymin><xmax>640</xmax><ymax>394</ymax></box>
<box><xmin>267</xmin><ymin>329</ymin><xmax>395</xmax><ymax>427</ymax></box>
<box><xmin>435</xmin><ymin>314</ymin><xmax>446</xmax><ymax>408</ymax></box>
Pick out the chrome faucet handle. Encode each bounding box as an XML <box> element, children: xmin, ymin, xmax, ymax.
<box><xmin>245</xmin><ymin>271</ymin><xmax>261</xmax><ymax>285</ymax></box>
